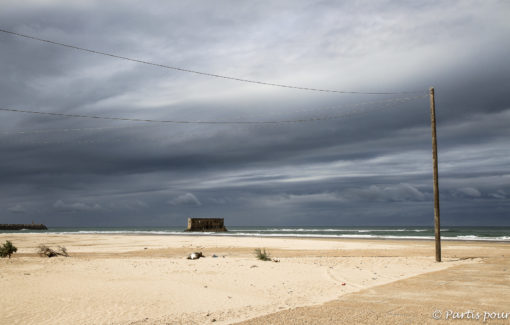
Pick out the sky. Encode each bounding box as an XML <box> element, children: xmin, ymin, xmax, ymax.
<box><xmin>1</xmin><ymin>0</ymin><xmax>509</xmax><ymax>227</ymax></box>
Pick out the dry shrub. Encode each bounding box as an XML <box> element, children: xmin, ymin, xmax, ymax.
<box><xmin>38</xmin><ymin>244</ymin><xmax>69</xmax><ymax>258</ymax></box>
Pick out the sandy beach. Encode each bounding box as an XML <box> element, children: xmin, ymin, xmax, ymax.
<box><xmin>0</xmin><ymin>234</ymin><xmax>509</xmax><ymax>324</ymax></box>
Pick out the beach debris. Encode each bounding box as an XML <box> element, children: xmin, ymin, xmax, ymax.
<box><xmin>341</xmin><ymin>282</ymin><xmax>346</xmax><ymax>286</ymax></box>
<box><xmin>38</xmin><ymin>244</ymin><xmax>69</xmax><ymax>258</ymax></box>
<box><xmin>187</xmin><ymin>251</ymin><xmax>204</xmax><ymax>260</ymax></box>
<box><xmin>272</xmin><ymin>258</ymin><xmax>280</xmax><ymax>263</ymax></box>
<box><xmin>250</xmin><ymin>265</ymin><xmax>258</xmax><ymax>268</ymax></box>
<box><xmin>212</xmin><ymin>254</ymin><xmax>218</xmax><ymax>258</ymax></box>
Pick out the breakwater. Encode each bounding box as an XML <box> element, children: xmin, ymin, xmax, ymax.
<box><xmin>0</xmin><ymin>224</ymin><xmax>48</xmax><ymax>230</ymax></box>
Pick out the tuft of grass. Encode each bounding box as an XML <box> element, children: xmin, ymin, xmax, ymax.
<box><xmin>254</xmin><ymin>248</ymin><xmax>271</xmax><ymax>261</ymax></box>
<box><xmin>38</xmin><ymin>244</ymin><xmax>69</xmax><ymax>258</ymax></box>
<box><xmin>0</xmin><ymin>240</ymin><xmax>17</xmax><ymax>258</ymax></box>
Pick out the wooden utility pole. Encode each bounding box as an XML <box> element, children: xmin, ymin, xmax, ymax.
<box><xmin>430</xmin><ymin>87</ymin><xmax>441</xmax><ymax>262</ymax></box>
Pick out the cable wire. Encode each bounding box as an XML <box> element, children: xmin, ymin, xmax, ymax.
<box><xmin>0</xmin><ymin>95</ymin><xmax>426</xmax><ymax>134</ymax></box>
<box><xmin>0</xmin><ymin>95</ymin><xmax>427</xmax><ymax>125</ymax></box>
<box><xmin>0</xmin><ymin>28</ymin><xmax>425</xmax><ymax>95</ymax></box>
<box><xmin>0</xmin><ymin>123</ymin><xmax>159</xmax><ymax>136</ymax></box>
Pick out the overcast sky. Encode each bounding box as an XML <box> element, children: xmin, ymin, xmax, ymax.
<box><xmin>1</xmin><ymin>0</ymin><xmax>509</xmax><ymax>227</ymax></box>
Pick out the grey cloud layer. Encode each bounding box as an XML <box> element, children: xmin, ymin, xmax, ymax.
<box><xmin>1</xmin><ymin>0</ymin><xmax>509</xmax><ymax>226</ymax></box>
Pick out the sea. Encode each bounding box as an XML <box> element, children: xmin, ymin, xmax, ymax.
<box><xmin>2</xmin><ymin>226</ymin><xmax>510</xmax><ymax>241</ymax></box>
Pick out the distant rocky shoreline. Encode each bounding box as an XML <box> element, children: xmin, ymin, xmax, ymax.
<box><xmin>0</xmin><ymin>224</ymin><xmax>48</xmax><ymax>230</ymax></box>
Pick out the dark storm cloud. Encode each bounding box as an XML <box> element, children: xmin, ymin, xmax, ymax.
<box><xmin>1</xmin><ymin>0</ymin><xmax>509</xmax><ymax>226</ymax></box>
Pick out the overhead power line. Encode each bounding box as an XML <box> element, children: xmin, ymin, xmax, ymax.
<box><xmin>0</xmin><ymin>95</ymin><xmax>426</xmax><ymax>125</ymax></box>
<box><xmin>0</xmin><ymin>106</ymin><xmax>363</xmax><ymax>124</ymax></box>
<box><xmin>0</xmin><ymin>95</ymin><xmax>421</xmax><ymax>135</ymax></box>
<box><xmin>0</xmin><ymin>123</ymin><xmax>157</xmax><ymax>135</ymax></box>
<box><xmin>0</xmin><ymin>28</ymin><xmax>424</xmax><ymax>95</ymax></box>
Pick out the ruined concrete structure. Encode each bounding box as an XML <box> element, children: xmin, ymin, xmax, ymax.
<box><xmin>186</xmin><ymin>218</ymin><xmax>227</xmax><ymax>232</ymax></box>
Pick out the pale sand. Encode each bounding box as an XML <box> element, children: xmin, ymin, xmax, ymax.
<box><xmin>0</xmin><ymin>234</ymin><xmax>508</xmax><ymax>325</ymax></box>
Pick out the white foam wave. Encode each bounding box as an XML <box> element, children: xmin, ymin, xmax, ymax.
<box><xmin>74</xmin><ymin>230</ymin><xmax>184</xmax><ymax>235</ymax></box>
<box><xmin>242</xmin><ymin>228</ymin><xmax>429</xmax><ymax>233</ymax></box>
<box><xmin>39</xmin><ymin>230</ymin><xmax>510</xmax><ymax>241</ymax></box>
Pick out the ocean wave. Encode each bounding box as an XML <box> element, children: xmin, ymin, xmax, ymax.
<box><xmin>455</xmin><ymin>235</ymin><xmax>478</xmax><ymax>239</ymax></box>
<box><xmin>74</xmin><ymin>230</ymin><xmax>184</xmax><ymax>235</ymax></box>
<box><xmin>192</xmin><ymin>233</ymin><xmax>510</xmax><ymax>241</ymax></box>
<box><xmin>18</xmin><ymin>229</ymin><xmax>510</xmax><ymax>242</ymax></box>
<box><xmin>242</xmin><ymin>228</ymin><xmax>429</xmax><ymax>233</ymax></box>
<box><xmin>453</xmin><ymin>235</ymin><xmax>510</xmax><ymax>241</ymax></box>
